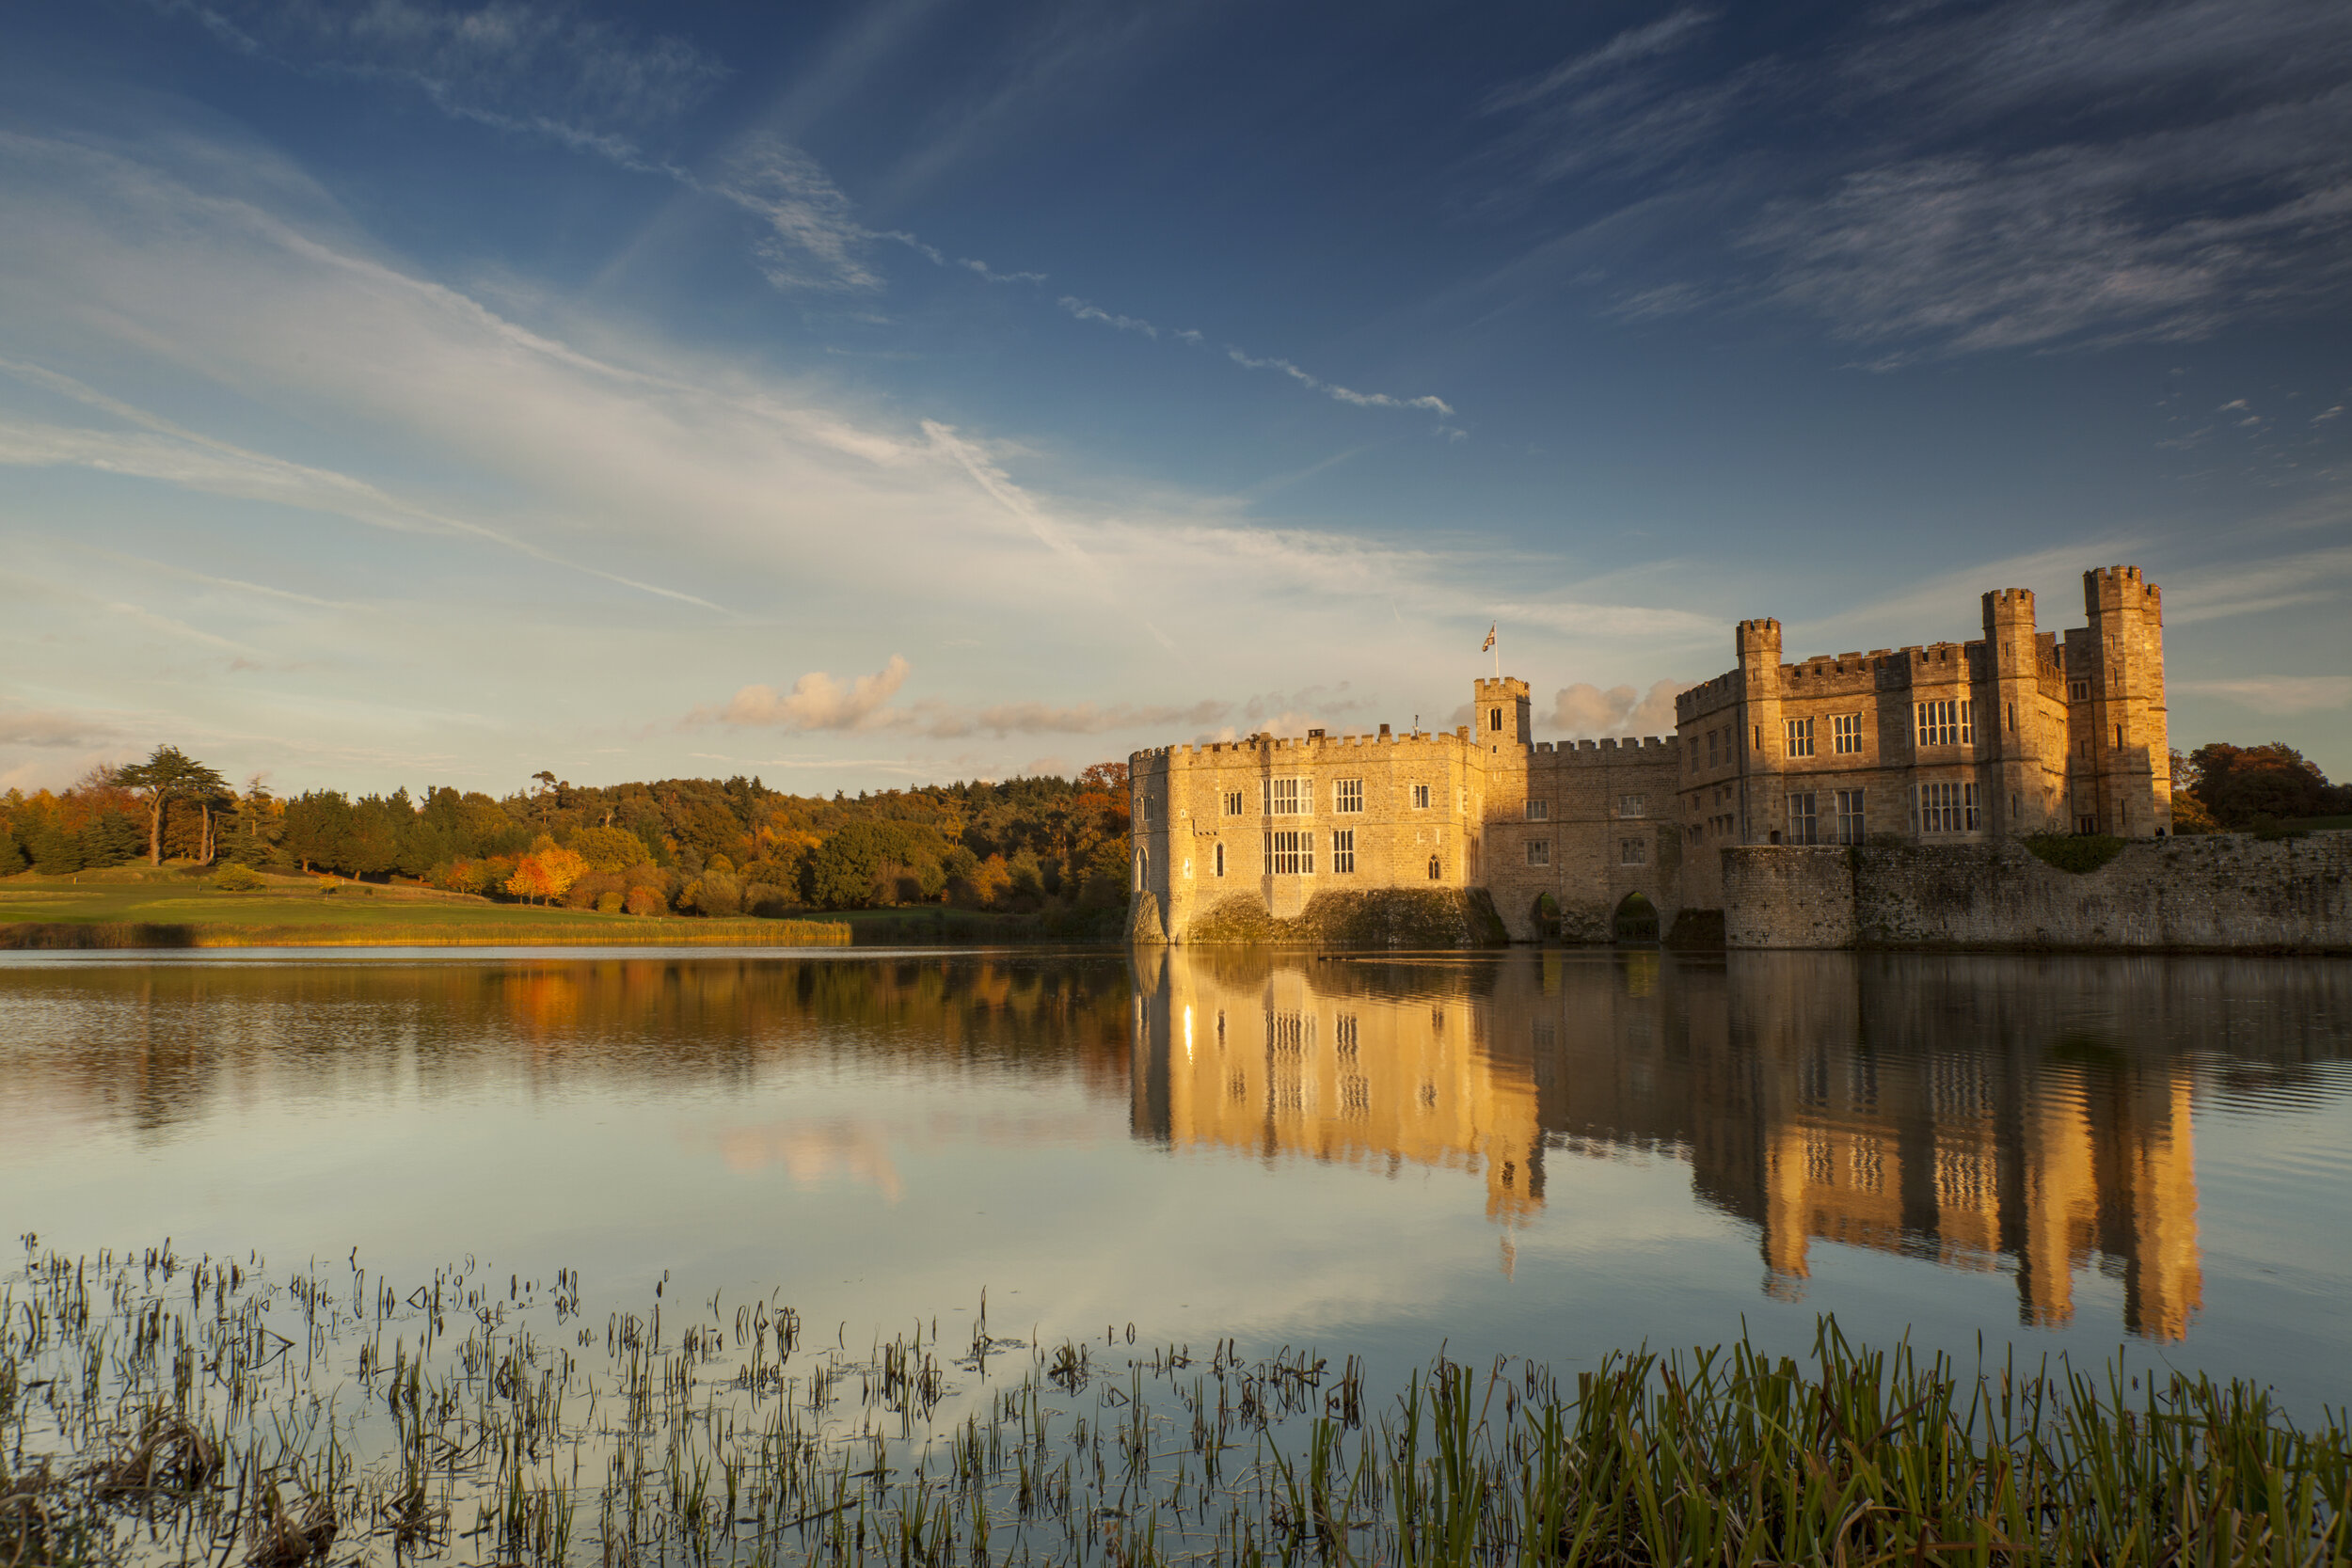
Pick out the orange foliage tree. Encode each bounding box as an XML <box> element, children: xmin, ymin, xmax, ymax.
<box><xmin>506</xmin><ymin>835</ymin><xmax>589</xmax><ymax>905</ymax></box>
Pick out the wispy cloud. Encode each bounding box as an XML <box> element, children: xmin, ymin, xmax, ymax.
<box><xmin>155</xmin><ymin>0</ymin><xmax>727</xmax><ymax>133</ymax></box>
<box><xmin>1471</xmin><ymin>0</ymin><xmax>2352</xmax><ymax>356</ymax></box>
<box><xmin>2175</xmin><ymin>675</ymin><xmax>2352</xmax><ymax>715</ymax></box>
<box><xmin>1059</xmin><ymin>296</ymin><xmax>1171</xmax><ymax>340</ymax></box>
<box><xmin>0</xmin><ymin>361</ymin><xmax>725</xmax><ymax>611</ymax></box>
<box><xmin>1224</xmin><ymin>350</ymin><xmax>1455</xmax><ymax>421</ymax></box>
<box><xmin>0</xmin><ymin>702</ymin><xmax>123</xmax><ymax>749</ymax></box>
<box><xmin>723</xmin><ymin>135</ymin><xmax>885</xmax><ymax>293</ymax></box>
<box><xmin>693</xmin><ymin>657</ymin><xmax>1231</xmax><ymax>738</ymax></box>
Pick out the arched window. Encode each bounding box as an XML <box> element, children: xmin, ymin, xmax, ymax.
<box><xmin>1427</xmin><ymin>855</ymin><xmax>1442</xmax><ymax>880</ymax></box>
<box><xmin>1136</xmin><ymin>847</ymin><xmax>1148</xmax><ymax>888</ymax></box>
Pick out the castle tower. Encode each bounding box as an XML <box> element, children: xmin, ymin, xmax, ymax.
<box><xmin>1736</xmin><ymin>619</ymin><xmax>1783</xmax><ymax>843</ymax></box>
<box><xmin>1981</xmin><ymin>589</ymin><xmax>2054</xmax><ymax>835</ymax></box>
<box><xmin>2082</xmin><ymin>567</ymin><xmax>2170</xmax><ymax>836</ymax></box>
<box><xmin>1473</xmin><ymin>676</ymin><xmax>1531</xmax><ymax>751</ymax></box>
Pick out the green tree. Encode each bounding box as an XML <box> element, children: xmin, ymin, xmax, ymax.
<box><xmin>2188</xmin><ymin>742</ymin><xmax>2332</xmax><ymax>827</ymax></box>
<box><xmin>280</xmin><ymin>791</ymin><xmax>354</xmax><ymax>874</ymax></box>
<box><xmin>112</xmin><ymin>746</ymin><xmax>230</xmax><ymax>865</ymax></box>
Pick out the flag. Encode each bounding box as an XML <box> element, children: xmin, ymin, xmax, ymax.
<box><xmin>1481</xmin><ymin>624</ymin><xmax>1496</xmax><ymax>653</ymax></box>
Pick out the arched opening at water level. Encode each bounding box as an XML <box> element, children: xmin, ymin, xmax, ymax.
<box><xmin>1612</xmin><ymin>892</ymin><xmax>1660</xmax><ymax>945</ymax></box>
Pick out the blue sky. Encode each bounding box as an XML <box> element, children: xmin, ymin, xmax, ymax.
<box><xmin>3</xmin><ymin>0</ymin><xmax>2348</xmax><ymax>797</ymax></box>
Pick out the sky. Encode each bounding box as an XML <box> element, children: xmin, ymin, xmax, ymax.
<box><xmin>2</xmin><ymin>0</ymin><xmax>2348</xmax><ymax>799</ymax></box>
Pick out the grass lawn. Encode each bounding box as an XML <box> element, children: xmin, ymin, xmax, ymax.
<box><xmin>0</xmin><ymin>871</ymin><xmax>848</xmax><ymax>948</ymax></box>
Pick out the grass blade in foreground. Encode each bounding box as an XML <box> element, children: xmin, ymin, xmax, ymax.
<box><xmin>2</xmin><ymin>1241</ymin><xmax>2344</xmax><ymax>1566</ymax></box>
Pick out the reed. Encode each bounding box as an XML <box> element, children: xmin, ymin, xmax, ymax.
<box><xmin>2</xmin><ymin>1239</ymin><xmax>2344</xmax><ymax>1567</ymax></box>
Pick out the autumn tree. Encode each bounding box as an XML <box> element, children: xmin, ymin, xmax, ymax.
<box><xmin>112</xmin><ymin>746</ymin><xmax>229</xmax><ymax>865</ymax></box>
<box><xmin>507</xmin><ymin>835</ymin><xmax>588</xmax><ymax>905</ymax></box>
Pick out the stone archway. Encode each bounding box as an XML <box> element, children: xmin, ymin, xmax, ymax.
<box><xmin>1612</xmin><ymin>892</ymin><xmax>1661</xmax><ymax>945</ymax></box>
<box><xmin>1531</xmin><ymin>892</ymin><xmax>1562</xmax><ymax>941</ymax></box>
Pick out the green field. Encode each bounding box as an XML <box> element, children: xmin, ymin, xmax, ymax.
<box><xmin>0</xmin><ymin>871</ymin><xmax>850</xmax><ymax>948</ymax></box>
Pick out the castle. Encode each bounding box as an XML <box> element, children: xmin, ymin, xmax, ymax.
<box><xmin>1128</xmin><ymin>567</ymin><xmax>2169</xmax><ymax>943</ymax></box>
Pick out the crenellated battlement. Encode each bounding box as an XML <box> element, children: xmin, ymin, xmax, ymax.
<box><xmin>1136</xmin><ymin>728</ymin><xmax>1470</xmax><ymax>769</ymax></box>
<box><xmin>1528</xmin><ymin>735</ymin><xmax>1678</xmax><ymax>763</ymax></box>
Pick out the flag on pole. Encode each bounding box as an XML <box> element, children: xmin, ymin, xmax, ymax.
<box><xmin>1481</xmin><ymin>624</ymin><xmax>1496</xmax><ymax>653</ymax></box>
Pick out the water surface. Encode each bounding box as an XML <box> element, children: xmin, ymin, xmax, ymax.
<box><xmin>4</xmin><ymin>946</ymin><xmax>2348</xmax><ymax>1405</ymax></box>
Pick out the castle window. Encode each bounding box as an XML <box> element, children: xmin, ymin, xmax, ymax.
<box><xmin>1833</xmin><ymin>714</ymin><xmax>1865</xmax><ymax>754</ymax></box>
<box><xmin>1752</xmin><ymin>725</ymin><xmax>1761</xmax><ymax>752</ymax></box>
<box><xmin>1915</xmin><ymin>699</ymin><xmax>1970</xmax><ymax>748</ymax></box>
<box><xmin>1490</xmin><ymin>707</ymin><xmax>1502</xmax><ymax>732</ymax></box>
<box><xmin>1835</xmin><ymin>788</ymin><xmax>1867</xmax><ymax>845</ymax></box>
<box><xmin>1263</xmin><ymin>830</ymin><xmax>1314</xmax><ymax>875</ymax></box>
<box><xmin>1784</xmin><ymin>718</ymin><xmax>1815</xmax><ymax>757</ymax></box>
<box><xmin>1707</xmin><ymin>729</ymin><xmax>1721</xmax><ymax>768</ymax></box>
<box><xmin>1787</xmin><ymin>792</ymin><xmax>1820</xmax><ymax>844</ymax></box>
<box><xmin>1917</xmin><ymin>782</ymin><xmax>1975</xmax><ymax>833</ymax></box>
<box><xmin>1427</xmin><ymin>855</ymin><xmax>1442</xmax><ymax>879</ymax></box>
<box><xmin>1136</xmin><ymin>847</ymin><xmax>1148</xmax><ymax>885</ymax></box>
<box><xmin>1525</xmin><ymin>799</ymin><xmax>1549</xmax><ymax>821</ymax></box>
<box><xmin>1264</xmin><ymin>778</ymin><xmax>1307</xmax><ymax>815</ymax></box>
<box><xmin>2114</xmin><ymin>724</ymin><xmax>2123</xmax><ymax>750</ymax></box>
<box><xmin>1619</xmin><ymin>837</ymin><xmax>1647</xmax><ymax>865</ymax></box>
<box><xmin>2068</xmin><ymin>679</ymin><xmax>2090</xmax><ymax>701</ymax></box>
<box><xmin>1332</xmin><ymin>829</ymin><xmax>1356</xmax><ymax>873</ymax></box>
<box><xmin>1222</xmin><ymin>790</ymin><xmax>1244</xmax><ymax>816</ymax></box>
<box><xmin>1620</xmin><ymin>794</ymin><xmax>1646</xmax><ymax>816</ymax></box>
<box><xmin>1526</xmin><ymin>839</ymin><xmax>1549</xmax><ymax>867</ymax></box>
<box><xmin>2006</xmin><ymin>703</ymin><xmax>2016</xmax><ymax>734</ymax></box>
<box><xmin>1136</xmin><ymin>797</ymin><xmax>1150</xmax><ymax>827</ymax></box>
<box><xmin>1411</xmin><ymin>783</ymin><xmax>1431</xmax><ymax>810</ymax></box>
<box><xmin>1214</xmin><ymin>842</ymin><xmax>1226</xmax><ymax>878</ymax></box>
<box><xmin>1333</xmin><ymin>778</ymin><xmax>1363</xmax><ymax>814</ymax></box>
<box><xmin>2077</xmin><ymin>814</ymin><xmax>2099</xmax><ymax>834</ymax></box>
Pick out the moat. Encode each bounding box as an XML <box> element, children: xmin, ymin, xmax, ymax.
<box><xmin>4</xmin><ymin>947</ymin><xmax>2348</xmax><ymax>1405</ymax></box>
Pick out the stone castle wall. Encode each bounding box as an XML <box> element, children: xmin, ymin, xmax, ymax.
<box><xmin>1722</xmin><ymin>833</ymin><xmax>2352</xmax><ymax>952</ymax></box>
<box><xmin>1132</xmin><ymin>565</ymin><xmax>2185</xmax><ymax>948</ymax></box>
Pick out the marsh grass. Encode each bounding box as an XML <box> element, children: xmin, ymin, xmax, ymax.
<box><xmin>2</xmin><ymin>1240</ymin><xmax>2344</xmax><ymax>1567</ymax></box>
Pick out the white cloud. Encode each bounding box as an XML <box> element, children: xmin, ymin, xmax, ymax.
<box><xmin>1059</xmin><ymin>296</ymin><xmax>1165</xmax><ymax>339</ymax></box>
<box><xmin>2176</xmin><ymin>676</ymin><xmax>2352</xmax><ymax>715</ymax></box>
<box><xmin>706</xmin><ymin>657</ymin><xmax>913</xmax><ymax>731</ymax></box>
<box><xmin>0</xmin><ymin>703</ymin><xmax>123</xmax><ymax>748</ymax></box>
<box><xmin>1223</xmin><ymin>349</ymin><xmax>1454</xmax><ymax>420</ymax></box>
<box><xmin>723</xmin><ymin>135</ymin><xmax>884</xmax><ymax>293</ymax></box>
<box><xmin>1544</xmin><ymin>679</ymin><xmax>1687</xmax><ymax>739</ymax></box>
<box><xmin>695</xmin><ymin>657</ymin><xmax>1231</xmax><ymax>738</ymax></box>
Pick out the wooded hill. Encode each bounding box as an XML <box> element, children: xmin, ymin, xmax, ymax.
<box><xmin>0</xmin><ymin>754</ymin><xmax>1133</xmax><ymax>922</ymax></box>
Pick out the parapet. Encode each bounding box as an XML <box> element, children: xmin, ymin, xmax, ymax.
<box><xmin>1735</xmin><ymin>618</ymin><xmax>1782</xmax><ymax>664</ymax></box>
<box><xmin>2085</xmin><ymin>564</ymin><xmax>2162</xmax><ymax>618</ymax></box>
<box><xmin>1528</xmin><ymin>735</ymin><xmax>1680</xmax><ymax>765</ymax></box>
<box><xmin>1147</xmin><ymin>728</ymin><xmax>1470</xmax><ymax>767</ymax></box>
<box><xmin>1983</xmin><ymin>587</ymin><xmax>2036</xmax><ymax>622</ymax></box>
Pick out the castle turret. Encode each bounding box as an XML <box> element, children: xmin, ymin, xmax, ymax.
<box><xmin>2081</xmin><ymin>566</ymin><xmax>2169</xmax><ymax>836</ymax></box>
<box><xmin>1474</xmin><ymin>676</ymin><xmax>1531</xmax><ymax>751</ymax></box>
<box><xmin>1980</xmin><ymin>588</ymin><xmax>2054</xmax><ymax>835</ymax></box>
<box><xmin>1736</xmin><ymin>620</ymin><xmax>1783</xmax><ymax>842</ymax></box>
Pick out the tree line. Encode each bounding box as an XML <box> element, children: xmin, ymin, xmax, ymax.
<box><xmin>2171</xmin><ymin>743</ymin><xmax>2352</xmax><ymax>833</ymax></box>
<box><xmin>0</xmin><ymin>750</ymin><xmax>1134</xmax><ymax>919</ymax></box>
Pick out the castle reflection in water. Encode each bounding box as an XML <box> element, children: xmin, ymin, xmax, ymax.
<box><xmin>1129</xmin><ymin>949</ymin><xmax>2349</xmax><ymax>1341</ymax></box>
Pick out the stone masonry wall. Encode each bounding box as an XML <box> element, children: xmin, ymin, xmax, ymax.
<box><xmin>1722</xmin><ymin>847</ymin><xmax>1857</xmax><ymax>949</ymax></box>
<box><xmin>1723</xmin><ymin>832</ymin><xmax>2352</xmax><ymax>952</ymax></box>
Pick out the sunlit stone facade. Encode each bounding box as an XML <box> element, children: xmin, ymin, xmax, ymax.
<box><xmin>1130</xmin><ymin>567</ymin><xmax>2170</xmax><ymax>942</ymax></box>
